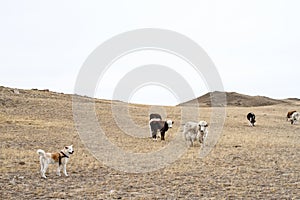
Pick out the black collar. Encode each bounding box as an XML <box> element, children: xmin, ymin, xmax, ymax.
<box><xmin>60</xmin><ymin>151</ymin><xmax>69</xmax><ymax>158</ymax></box>
<box><xmin>58</xmin><ymin>151</ymin><xmax>69</xmax><ymax>166</ymax></box>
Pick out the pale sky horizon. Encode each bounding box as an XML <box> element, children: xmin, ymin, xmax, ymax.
<box><xmin>1</xmin><ymin>1</ymin><xmax>300</xmax><ymax>105</ymax></box>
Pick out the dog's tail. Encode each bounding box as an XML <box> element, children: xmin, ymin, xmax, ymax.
<box><xmin>37</xmin><ymin>149</ymin><xmax>46</xmax><ymax>157</ymax></box>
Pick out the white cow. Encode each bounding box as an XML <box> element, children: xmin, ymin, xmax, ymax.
<box><xmin>183</xmin><ymin>121</ymin><xmax>208</xmax><ymax>147</ymax></box>
<box><xmin>290</xmin><ymin>112</ymin><xmax>300</xmax><ymax>124</ymax></box>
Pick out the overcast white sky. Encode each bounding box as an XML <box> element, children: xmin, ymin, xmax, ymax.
<box><xmin>1</xmin><ymin>0</ymin><xmax>299</xmax><ymax>105</ymax></box>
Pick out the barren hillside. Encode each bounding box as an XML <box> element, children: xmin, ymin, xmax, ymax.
<box><xmin>1</xmin><ymin>86</ymin><xmax>300</xmax><ymax>199</ymax></box>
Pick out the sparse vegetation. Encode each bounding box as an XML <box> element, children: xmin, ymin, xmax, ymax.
<box><xmin>1</xmin><ymin>86</ymin><xmax>300</xmax><ymax>199</ymax></box>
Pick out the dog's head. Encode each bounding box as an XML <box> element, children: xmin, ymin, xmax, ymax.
<box><xmin>64</xmin><ymin>145</ymin><xmax>74</xmax><ymax>155</ymax></box>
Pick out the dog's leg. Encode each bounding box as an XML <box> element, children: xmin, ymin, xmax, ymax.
<box><xmin>62</xmin><ymin>162</ymin><xmax>68</xmax><ymax>176</ymax></box>
<box><xmin>39</xmin><ymin>157</ymin><xmax>44</xmax><ymax>177</ymax></box>
<box><xmin>56</xmin><ymin>164</ymin><xmax>61</xmax><ymax>176</ymax></box>
<box><xmin>40</xmin><ymin>157</ymin><xmax>47</xmax><ymax>178</ymax></box>
<box><xmin>42</xmin><ymin>162</ymin><xmax>48</xmax><ymax>178</ymax></box>
<box><xmin>189</xmin><ymin>138</ymin><xmax>193</xmax><ymax>147</ymax></box>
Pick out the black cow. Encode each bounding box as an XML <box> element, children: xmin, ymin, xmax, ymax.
<box><xmin>149</xmin><ymin>113</ymin><xmax>162</xmax><ymax>120</ymax></box>
<box><xmin>149</xmin><ymin>119</ymin><xmax>173</xmax><ymax>140</ymax></box>
<box><xmin>247</xmin><ymin>112</ymin><xmax>256</xmax><ymax>126</ymax></box>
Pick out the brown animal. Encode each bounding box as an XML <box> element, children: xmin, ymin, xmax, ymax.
<box><xmin>287</xmin><ymin>110</ymin><xmax>297</xmax><ymax>121</ymax></box>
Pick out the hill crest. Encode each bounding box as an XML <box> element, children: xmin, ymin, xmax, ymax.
<box><xmin>179</xmin><ymin>91</ymin><xmax>290</xmax><ymax>107</ymax></box>
<box><xmin>0</xmin><ymin>86</ymin><xmax>298</xmax><ymax>107</ymax></box>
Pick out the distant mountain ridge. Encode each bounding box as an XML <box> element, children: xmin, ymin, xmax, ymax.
<box><xmin>0</xmin><ymin>86</ymin><xmax>298</xmax><ymax>107</ymax></box>
<box><xmin>178</xmin><ymin>91</ymin><xmax>292</xmax><ymax>107</ymax></box>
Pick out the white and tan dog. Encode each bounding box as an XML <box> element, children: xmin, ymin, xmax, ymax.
<box><xmin>37</xmin><ymin>145</ymin><xmax>74</xmax><ymax>178</ymax></box>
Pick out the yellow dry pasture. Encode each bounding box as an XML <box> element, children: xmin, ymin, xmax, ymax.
<box><xmin>1</xmin><ymin>87</ymin><xmax>300</xmax><ymax>199</ymax></box>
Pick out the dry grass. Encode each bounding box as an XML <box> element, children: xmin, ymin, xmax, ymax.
<box><xmin>1</xmin><ymin>86</ymin><xmax>300</xmax><ymax>199</ymax></box>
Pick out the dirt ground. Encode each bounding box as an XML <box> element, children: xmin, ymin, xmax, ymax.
<box><xmin>1</xmin><ymin>86</ymin><xmax>300</xmax><ymax>199</ymax></box>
